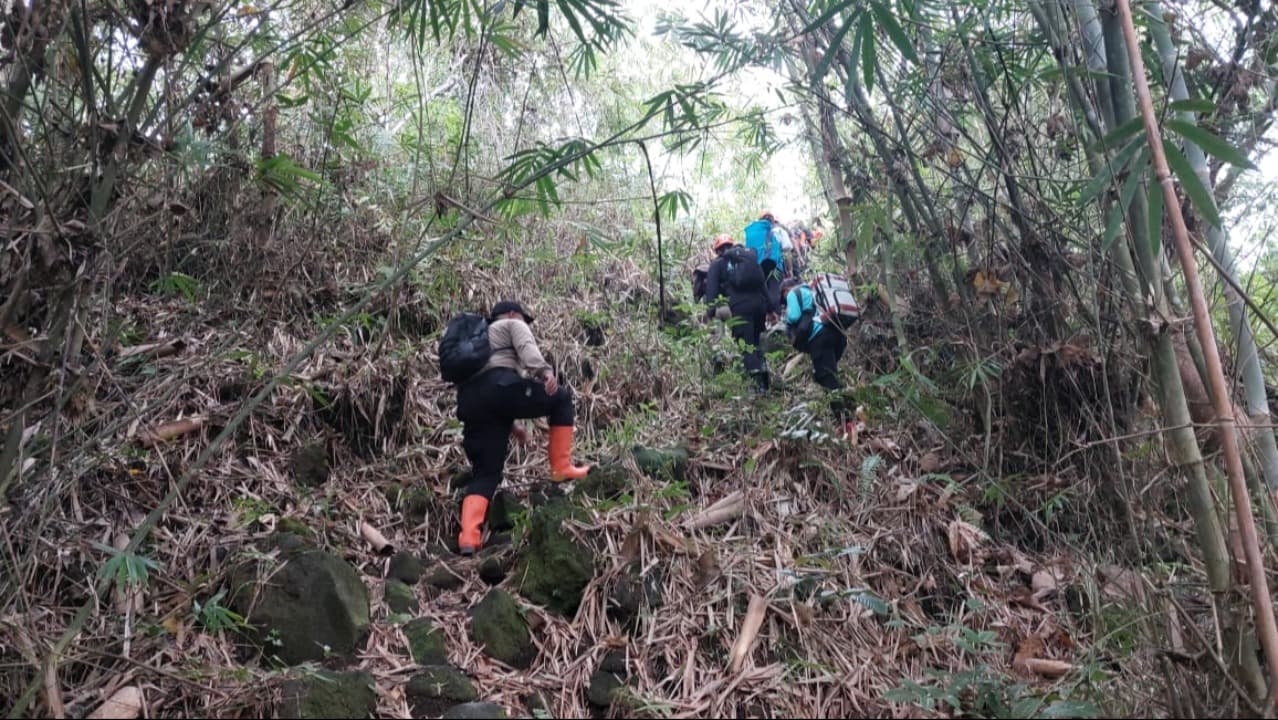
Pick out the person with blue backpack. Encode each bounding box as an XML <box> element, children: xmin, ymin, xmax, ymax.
<box><xmin>744</xmin><ymin>212</ymin><xmax>786</xmax><ymax>314</ymax></box>
<box><xmin>781</xmin><ymin>278</ymin><xmax>854</xmax><ymax>438</ymax></box>
<box><xmin>704</xmin><ymin>234</ymin><xmax>771</xmax><ymax>394</ymax></box>
<box><xmin>439</xmin><ymin>300</ymin><xmax>591</xmax><ymax>555</ymax></box>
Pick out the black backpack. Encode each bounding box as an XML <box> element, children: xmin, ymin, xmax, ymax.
<box><xmin>439</xmin><ymin>313</ymin><xmax>491</xmax><ymax>384</ymax></box>
<box><xmin>723</xmin><ymin>246</ymin><xmax>765</xmax><ymax>292</ymax></box>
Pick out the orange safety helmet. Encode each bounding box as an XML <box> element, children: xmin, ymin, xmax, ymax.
<box><xmin>712</xmin><ymin>234</ymin><xmax>734</xmax><ymax>251</ymax></box>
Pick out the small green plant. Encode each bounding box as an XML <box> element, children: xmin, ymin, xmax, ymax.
<box><xmin>95</xmin><ymin>543</ymin><xmax>160</xmax><ymax>591</ymax></box>
<box><xmin>232</xmin><ymin>496</ymin><xmax>275</xmax><ymax>527</ymax></box>
<box><xmin>151</xmin><ymin>271</ymin><xmax>200</xmax><ymax>302</ymax></box>
<box><xmin>194</xmin><ymin>589</ymin><xmax>248</xmax><ymax>635</ymax></box>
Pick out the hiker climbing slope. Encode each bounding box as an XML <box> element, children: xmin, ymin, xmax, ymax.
<box><xmin>744</xmin><ymin>212</ymin><xmax>787</xmax><ymax>314</ymax></box>
<box><xmin>704</xmin><ymin>234</ymin><xmax>770</xmax><ymax>394</ymax></box>
<box><xmin>440</xmin><ymin>300</ymin><xmax>591</xmax><ymax>555</ymax></box>
<box><xmin>782</xmin><ymin>278</ymin><xmax>855</xmax><ymax>438</ymax></box>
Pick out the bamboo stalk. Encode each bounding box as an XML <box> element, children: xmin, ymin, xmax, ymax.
<box><xmin>359</xmin><ymin>520</ymin><xmax>394</xmax><ymax>555</ymax></box>
<box><xmin>728</xmin><ymin>595</ymin><xmax>768</xmax><ymax>674</ymax></box>
<box><xmin>1146</xmin><ymin>2</ymin><xmax>1278</xmax><ymax>499</ymax></box>
<box><xmin>138</xmin><ymin>417</ymin><xmax>206</xmax><ymax>447</ymax></box>
<box><xmin>1114</xmin><ymin>0</ymin><xmax>1278</xmax><ymax>704</ymax></box>
<box><xmin>86</xmin><ymin>686</ymin><xmax>142</xmax><ymax>720</ymax></box>
<box><xmin>685</xmin><ymin>491</ymin><xmax>745</xmax><ymax>530</ymax></box>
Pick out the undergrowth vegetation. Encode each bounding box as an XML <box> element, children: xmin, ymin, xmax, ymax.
<box><xmin>2</xmin><ymin>0</ymin><xmax>1278</xmax><ymax>717</ymax></box>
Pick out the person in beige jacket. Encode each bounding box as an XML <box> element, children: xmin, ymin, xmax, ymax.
<box><xmin>454</xmin><ymin>300</ymin><xmax>591</xmax><ymax>555</ymax></box>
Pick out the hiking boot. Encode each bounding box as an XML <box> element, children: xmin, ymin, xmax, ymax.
<box><xmin>458</xmin><ymin>495</ymin><xmax>489</xmax><ymax>556</ymax></box>
<box><xmin>549</xmin><ymin>426</ymin><xmax>591</xmax><ymax>482</ymax></box>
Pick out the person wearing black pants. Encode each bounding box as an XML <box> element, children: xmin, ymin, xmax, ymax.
<box><xmin>783</xmin><ymin>279</ymin><xmax>853</xmax><ymax>437</ymax></box>
<box><xmin>703</xmin><ymin>235</ymin><xmax>771</xmax><ymax>394</ymax></box>
<box><xmin>454</xmin><ymin>301</ymin><xmax>590</xmax><ymax>555</ymax></box>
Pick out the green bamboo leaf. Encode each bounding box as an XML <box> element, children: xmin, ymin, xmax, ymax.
<box><xmin>1079</xmin><ymin>133</ymin><xmax>1146</xmax><ymax>206</ymax></box>
<box><xmin>1169</xmin><ymin>98</ymin><xmax>1215</xmax><ymax>114</ymax></box>
<box><xmin>1091</xmin><ymin>115</ymin><xmax>1145</xmax><ymax>152</ymax></box>
<box><xmin>1147</xmin><ymin>173</ymin><xmax>1164</xmax><ymax>256</ymax></box>
<box><xmin>814</xmin><ymin>15</ymin><xmax>858</xmax><ymax>85</ymax></box>
<box><xmin>870</xmin><ymin>1</ymin><xmax>918</xmax><ymax>64</ymax></box>
<box><xmin>1102</xmin><ymin>148</ymin><xmax>1147</xmax><ymax>253</ymax></box>
<box><xmin>1165</xmin><ymin>119</ymin><xmax>1255</xmax><ymax>169</ymax></box>
<box><xmin>846</xmin><ymin>17</ymin><xmax>863</xmax><ymax>105</ymax></box>
<box><xmin>860</xmin><ymin>11</ymin><xmax>876</xmax><ymax>92</ymax></box>
<box><xmin>803</xmin><ymin>0</ymin><xmax>860</xmax><ymax>33</ymax></box>
<box><xmin>1161</xmin><ymin>137</ymin><xmax>1222</xmax><ymax>227</ymax></box>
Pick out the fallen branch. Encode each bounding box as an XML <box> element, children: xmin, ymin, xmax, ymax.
<box><xmin>1020</xmin><ymin>658</ymin><xmax>1072</xmax><ymax>679</ymax></box>
<box><xmin>685</xmin><ymin>491</ymin><xmax>746</xmax><ymax>530</ymax></box>
<box><xmin>118</xmin><ymin>338</ymin><xmax>185</xmax><ymax>360</ymax></box>
<box><xmin>728</xmin><ymin>594</ymin><xmax>769</xmax><ymax>674</ymax></box>
<box><xmin>137</xmin><ymin>417</ymin><xmax>205</xmax><ymax>448</ymax></box>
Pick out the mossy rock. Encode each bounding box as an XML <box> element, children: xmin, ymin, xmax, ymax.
<box><xmin>631</xmin><ymin>445</ymin><xmax>689</xmax><ymax>482</ymax></box>
<box><xmin>386</xmin><ymin>484</ymin><xmax>435</xmax><ymax>527</ymax></box>
<box><xmin>275</xmin><ymin>517</ymin><xmax>314</xmax><ymax>540</ymax></box>
<box><xmin>407</xmin><ymin>665</ymin><xmax>478</xmax><ymax>717</ymax></box>
<box><xmin>523</xmin><ymin>692</ymin><xmax>553</xmax><ymax>718</ymax></box>
<box><xmin>450</xmin><ymin>469</ymin><xmax>473</xmax><ymax>491</ymax></box>
<box><xmin>599</xmin><ymin>651</ymin><xmax>627</xmax><ymax>674</ymax></box>
<box><xmin>513</xmin><ymin>505</ymin><xmax>595</xmax><ymax>617</ymax></box>
<box><xmin>574</xmin><ymin>465</ymin><xmax>628</xmax><ymax>501</ymax></box>
<box><xmin>385</xmin><ymin>579</ymin><xmax>419</xmax><ymax>614</ymax></box>
<box><xmin>607</xmin><ymin>567</ymin><xmax>663</xmax><ymax>625</ymax></box>
<box><xmin>291</xmin><ymin>444</ymin><xmax>330</xmax><ymax>487</ymax></box>
<box><xmin>279</xmin><ymin>670</ymin><xmax>375</xmax><ymax>719</ymax></box>
<box><xmin>383</xmin><ymin>483</ymin><xmax>404</xmax><ymax>507</ymax></box>
<box><xmin>403</xmin><ymin>488</ymin><xmax>434</xmax><ymax>527</ymax></box>
<box><xmin>388</xmin><ymin>551</ymin><xmax>424</xmax><ymax>584</ymax></box>
<box><xmin>404</xmin><ymin>617</ymin><xmax>448</xmax><ymax>665</ymax></box>
<box><xmin>230</xmin><ymin>548</ymin><xmax>369</xmax><ymax>666</ymax></box>
<box><xmin>441</xmin><ymin>703</ymin><xmax>508</xmax><ymax>719</ymax></box>
<box><xmin>487</xmin><ymin>491</ymin><xmax>525</xmax><ymax>533</ymax></box>
<box><xmin>478</xmin><ymin>555</ymin><xmax>509</xmax><ymax>586</ymax></box>
<box><xmin>425</xmin><ymin>562</ymin><xmax>463</xmax><ymax>592</ymax></box>
<box><xmin>586</xmin><ymin>670</ymin><xmax>626</xmax><ymax>708</ymax></box>
<box><xmin>469</xmin><ymin>590</ymin><xmax>533</xmax><ymax>669</ymax></box>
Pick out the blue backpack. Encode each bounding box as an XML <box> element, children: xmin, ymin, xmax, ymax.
<box><xmin>743</xmin><ymin>219</ymin><xmax>783</xmax><ymax>272</ymax></box>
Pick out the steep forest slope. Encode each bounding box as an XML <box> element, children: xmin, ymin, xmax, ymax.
<box><xmin>4</xmin><ymin>0</ymin><xmax>1278</xmax><ymax>718</ymax></box>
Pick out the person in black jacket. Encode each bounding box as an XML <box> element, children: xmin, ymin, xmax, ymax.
<box><xmin>704</xmin><ymin>234</ymin><xmax>771</xmax><ymax>394</ymax></box>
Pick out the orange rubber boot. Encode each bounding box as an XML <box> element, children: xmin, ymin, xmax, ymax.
<box><xmin>549</xmin><ymin>426</ymin><xmax>591</xmax><ymax>482</ymax></box>
<box><xmin>458</xmin><ymin>495</ymin><xmax>489</xmax><ymax>556</ymax></box>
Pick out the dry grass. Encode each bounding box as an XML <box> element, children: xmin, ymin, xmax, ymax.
<box><xmin>0</xmin><ymin>226</ymin><xmax>1240</xmax><ymax>719</ymax></box>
